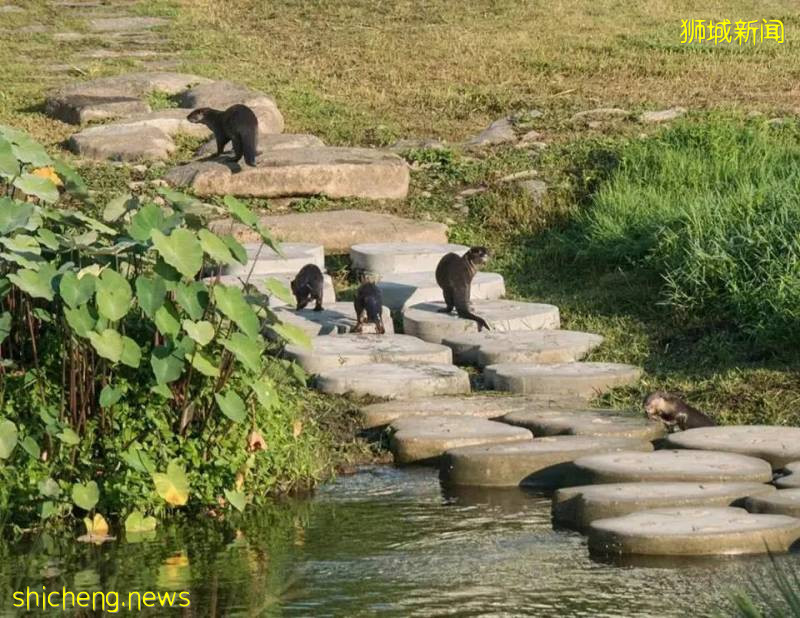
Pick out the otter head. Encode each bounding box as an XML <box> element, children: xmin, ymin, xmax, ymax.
<box><xmin>464</xmin><ymin>246</ymin><xmax>491</xmax><ymax>266</ymax></box>
<box><xmin>187</xmin><ymin>108</ymin><xmax>213</xmax><ymax>124</ymax></box>
<box><xmin>643</xmin><ymin>391</ymin><xmax>675</xmax><ymax>421</ymax></box>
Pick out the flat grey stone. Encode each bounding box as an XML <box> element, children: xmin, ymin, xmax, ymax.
<box><xmin>442</xmin><ymin>329</ymin><xmax>603</xmax><ymax>366</ymax></box>
<box><xmin>206</xmin><ymin>272</ymin><xmax>335</xmax><ymax>308</ymax></box>
<box><xmin>315</xmin><ymin>362</ymin><xmax>470</xmax><ymax>400</ymax></box>
<box><xmin>88</xmin><ymin>17</ymin><xmax>170</xmax><ymax>32</ymax></box>
<box><xmin>776</xmin><ymin>462</ymin><xmax>800</xmax><ymax>489</ymax></box>
<box><xmin>179</xmin><ymin>80</ymin><xmax>284</xmax><ymax>134</ymax></box>
<box><xmin>284</xmin><ymin>333</ymin><xmax>452</xmax><ymax>374</ymax></box>
<box><xmin>222</xmin><ymin>242</ymin><xmax>324</xmax><ymax>276</ymax></box>
<box><xmin>518</xmin><ymin>179</ymin><xmax>547</xmax><ymax>204</ymax></box>
<box><xmin>572</xmin><ymin>450</ymin><xmax>773</xmax><ymax>485</ymax></box>
<box><xmin>197</xmin><ymin>133</ymin><xmax>322</xmax><ymax>157</ymax></box>
<box><xmin>463</xmin><ymin>117</ymin><xmax>516</xmax><ymax>148</ymax></box>
<box><xmin>639</xmin><ymin>107</ymin><xmax>687</xmax><ymax>124</ymax></box>
<box><xmin>441</xmin><ymin>435</ymin><xmax>653</xmax><ymax>488</ymax></box>
<box><xmin>485</xmin><ymin>361</ymin><xmax>639</xmax><ymax>397</ymax></box>
<box><xmin>69</xmin><ymin>125</ymin><xmax>173</xmax><ymax>161</ymax></box>
<box><xmin>350</xmin><ymin>243</ymin><xmax>468</xmax><ymax>276</ymax></box>
<box><xmin>79</xmin><ymin>49</ymin><xmax>163</xmax><ymax>59</ymax></box>
<box><xmin>555</xmin><ymin>482</ymin><xmax>777</xmax><ymax>532</ymax></box>
<box><xmin>271</xmin><ymin>302</ymin><xmax>394</xmax><ymax>337</ymax></box>
<box><xmin>211</xmin><ymin>209</ymin><xmax>448</xmax><ymax>254</ymax></box>
<box><xmin>571</xmin><ymin>108</ymin><xmax>630</xmax><ymax>123</ymax></box>
<box><xmin>19</xmin><ymin>24</ymin><xmax>47</xmax><ymax>33</ymax></box>
<box><xmin>500</xmin><ymin>408</ymin><xmax>665</xmax><ymax>441</ymax></box>
<box><xmin>377</xmin><ymin>271</ymin><xmax>504</xmax><ymax>311</ymax></box>
<box><xmin>588</xmin><ymin>507</ymin><xmax>800</xmax><ymax>557</ymax></box>
<box><xmin>665</xmin><ymin>426</ymin><xmax>800</xmax><ymax>470</ymax></box>
<box><xmin>388</xmin><ymin>138</ymin><xmax>446</xmax><ymax>152</ymax></box>
<box><xmin>403</xmin><ymin>300</ymin><xmax>560</xmax><ymax>344</ymax></box>
<box><xmin>164</xmin><ymin>147</ymin><xmax>410</xmax><ymax>200</ymax></box>
<box><xmin>389</xmin><ymin>415</ymin><xmax>532</xmax><ymax>464</ymax></box>
<box><xmin>747</xmin><ymin>489</ymin><xmax>800</xmax><ymax>518</ymax></box>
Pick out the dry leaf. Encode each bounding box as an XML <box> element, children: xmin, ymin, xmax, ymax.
<box><xmin>32</xmin><ymin>166</ymin><xmax>63</xmax><ymax>187</ymax></box>
<box><xmin>247</xmin><ymin>429</ymin><xmax>266</xmax><ymax>452</ymax></box>
<box><xmin>235</xmin><ymin>471</ymin><xmax>245</xmax><ymax>491</ymax></box>
<box><xmin>292</xmin><ymin>420</ymin><xmax>303</xmax><ymax>438</ymax></box>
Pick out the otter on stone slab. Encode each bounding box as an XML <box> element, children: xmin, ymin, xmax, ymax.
<box><xmin>187</xmin><ymin>104</ymin><xmax>258</xmax><ymax>167</ymax></box>
<box><xmin>352</xmin><ymin>282</ymin><xmax>385</xmax><ymax>334</ymax></box>
<box><xmin>435</xmin><ymin>246</ymin><xmax>491</xmax><ymax>331</ymax></box>
<box><xmin>291</xmin><ymin>263</ymin><xmax>324</xmax><ymax>312</ymax></box>
<box><xmin>643</xmin><ymin>391</ymin><xmax>716</xmax><ymax>432</ymax></box>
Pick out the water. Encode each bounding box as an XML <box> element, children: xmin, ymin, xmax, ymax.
<box><xmin>0</xmin><ymin>465</ymin><xmax>795</xmax><ymax>616</ymax></box>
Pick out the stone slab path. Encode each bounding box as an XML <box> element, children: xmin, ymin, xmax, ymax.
<box><xmin>272</xmin><ymin>302</ymin><xmax>394</xmax><ymax>337</ymax></box>
<box><xmin>378</xmin><ymin>271</ymin><xmax>505</xmax><ymax>311</ymax></box>
<box><xmin>315</xmin><ymin>362</ymin><xmax>470</xmax><ymax>399</ymax></box>
<box><xmin>485</xmin><ymin>362</ymin><xmax>641</xmax><ymax>397</ymax></box>
<box><xmin>499</xmin><ymin>408</ymin><xmax>665</xmax><ymax>441</ymax></box>
<box><xmin>776</xmin><ymin>462</ymin><xmax>800</xmax><ymax>488</ymax></box>
<box><xmin>350</xmin><ymin>243</ymin><xmax>468</xmax><ymax>275</ymax></box>
<box><xmin>746</xmin><ymin>489</ymin><xmax>800</xmax><ymax>518</ymax></box>
<box><xmin>223</xmin><ymin>242</ymin><xmax>324</xmax><ymax>276</ymax></box>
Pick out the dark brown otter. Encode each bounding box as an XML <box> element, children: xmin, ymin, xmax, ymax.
<box><xmin>187</xmin><ymin>104</ymin><xmax>258</xmax><ymax>167</ymax></box>
<box><xmin>643</xmin><ymin>391</ymin><xmax>716</xmax><ymax>432</ymax></box>
<box><xmin>435</xmin><ymin>246</ymin><xmax>491</xmax><ymax>331</ymax></box>
<box><xmin>352</xmin><ymin>282</ymin><xmax>385</xmax><ymax>334</ymax></box>
<box><xmin>290</xmin><ymin>263</ymin><xmax>324</xmax><ymax>312</ymax></box>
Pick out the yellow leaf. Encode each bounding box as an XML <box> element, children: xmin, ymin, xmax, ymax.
<box><xmin>32</xmin><ymin>166</ymin><xmax>63</xmax><ymax>187</ymax></box>
<box><xmin>77</xmin><ymin>513</ymin><xmax>115</xmax><ymax>544</ymax></box>
<box><xmin>292</xmin><ymin>420</ymin><xmax>303</xmax><ymax>438</ymax></box>
<box><xmin>152</xmin><ymin>460</ymin><xmax>190</xmax><ymax>506</ymax></box>
<box><xmin>247</xmin><ymin>429</ymin><xmax>266</xmax><ymax>452</ymax></box>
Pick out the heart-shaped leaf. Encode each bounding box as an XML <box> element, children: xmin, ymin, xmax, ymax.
<box><xmin>224</xmin><ymin>195</ymin><xmax>258</xmax><ymax>227</ymax></box>
<box><xmin>8</xmin><ymin>263</ymin><xmax>56</xmax><ymax>300</ymax></box>
<box><xmin>78</xmin><ymin>513</ymin><xmax>114</xmax><ymax>544</ymax></box>
<box><xmin>151</xmin><ymin>229</ymin><xmax>203</xmax><ymax>280</ymax></box>
<box><xmin>214</xmin><ymin>285</ymin><xmax>260</xmax><ymax>338</ymax></box>
<box><xmin>1</xmin><ymin>234</ymin><xmax>41</xmax><ymax>255</ymax></box>
<box><xmin>156</xmin><ymin>187</ymin><xmax>200</xmax><ymax>211</ymax></box>
<box><xmin>152</xmin><ymin>460</ymin><xmax>189</xmax><ymax>506</ymax></box>
<box><xmin>71</xmin><ymin>481</ymin><xmax>99</xmax><ymax>511</ymax></box>
<box><xmin>20</xmin><ymin>436</ymin><xmax>40</xmax><ymax>459</ymax></box>
<box><xmin>251</xmin><ymin>378</ymin><xmax>278</xmax><ymax>410</ymax></box>
<box><xmin>95</xmin><ymin>269</ymin><xmax>132</xmax><ymax>322</ymax></box>
<box><xmin>121</xmin><ymin>446</ymin><xmax>154</xmax><ymax>473</ymax></box>
<box><xmin>53</xmin><ymin>159</ymin><xmax>88</xmax><ymax>198</ymax></box>
<box><xmin>120</xmin><ymin>336</ymin><xmax>141</xmax><ymax>368</ymax></box>
<box><xmin>269</xmin><ymin>322</ymin><xmax>312</xmax><ymax>349</ymax></box>
<box><xmin>99</xmin><ymin>385</ymin><xmax>123</xmax><ymax>408</ymax></box>
<box><xmin>13</xmin><ymin>173</ymin><xmax>59</xmax><ymax>203</ymax></box>
<box><xmin>220</xmin><ymin>234</ymin><xmax>248</xmax><ymax>265</ymax></box>
<box><xmin>0</xmin><ymin>419</ymin><xmax>18</xmax><ymax>459</ymax></box>
<box><xmin>2</xmin><ymin>126</ymin><xmax>52</xmax><ymax>166</ymax></box>
<box><xmin>262</xmin><ymin>277</ymin><xmax>294</xmax><ymax>305</ymax></box>
<box><xmin>151</xmin><ymin>343</ymin><xmax>185</xmax><ymax>384</ymax></box>
<box><xmin>59</xmin><ymin>271</ymin><xmax>95</xmax><ymax>308</ymax></box>
<box><xmin>222</xmin><ymin>332</ymin><xmax>263</xmax><ymax>373</ymax></box>
<box><xmin>0</xmin><ymin>198</ymin><xmax>33</xmax><ymax>234</ymax></box>
<box><xmin>0</xmin><ymin>136</ymin><xmax>18</xmax><ymax>178</ymax></box>
<box><xmin>36</xmin><ymin>228</ymin><xmax>60</xmax><ymax>250</ymax></box>
<box><xmin>215</xmin><ymin>391</ymin><xmax>246</xmax><ymax>423</ymax></box>
<box><xmin>135</xmin><ymin>275</ymin><xmax>166</xmax><ymax>319</ymax></box>
<box><xmin>125</xmin><ymin>510</ymin><xmax>157</xmax><ymax>534</ymax></box>
<box><xmin>103</xmin><ymin>193</ymin><xmax>135</xmax><ymax>222</ymax></box>
<box><xmin>38</xmin><ymin>477</ymin><xmax>61</xmax><ymax>498</ymax></box>
<box><xmin>154</xmin><ymin>301</ymin><xmax>181</xmax><ymax>337</ymax></box>
<box><xmin>224</xmin><ymin>489</ymin><xmax>246</xmax><ymax>512</ymax></box>
<box><xmin>87</xmin><ymin>329</ymin><xmax>124</xmax><ymax>363</ymax></box>
<box><xmin>187</xmin><ymin>351</ymin><xmax>219</xmax><ymax>377</ymax></box>
<box><xmin>175</xmin><ymin>281</ymin><xmax>208</xmax><ymax>320</ymax></box>
<box><xmin>57</xmin><ymin>427</ymin><xmax>80</xmax><ymax>446</ymax></box>
<box><xmin>0</xmin><ymin>312</ymin><xmax>11</xmax><ymax>345</ymax></box>
<box><xmin>64</xmin><ymin>305</ymin><xmax>95</xmax><ymax>338</ymax></box>
<box><xmin>182</xmin><ymin>320</ymin><xmax>214</xmax><ymax>346</ymax></box>
<box><xmin>198</xmin><ymin>229</ymin><xmax>235</xmax><ymax>265</ymax></box>
<box><xmin>128</xmin><ymin>203</ymin><xmax>169</xmax><ymax>242</ymax></box>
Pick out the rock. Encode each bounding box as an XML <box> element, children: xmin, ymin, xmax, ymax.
<box><xmin>555</xmin><ymin>482</ymin><xmax>777</xmax><ymax>532</ymax></box>
<box><xmin>442</xmin><ymin>329</ymin><xmax>603</xmax><ymax>366</ymax></box>
<box><xmin>69</xmin><ymin>125</ymin><xmax>174</xmax><ymax>161</ymax></box>
<box><xmin>283</xmin><ymin>333</ymin><xmax>452</xmax><ymax>374</ymax></box>
<box><xmin>98</xmin><ymin>109</ymin><xmax>211</xmax><ymax>137</ymax></box>
<box><xmin>0</xmin><ymin>5</ymin><xmax>23</xmax><ymax>12</ymax></box>
<box><xmin>639</xmin><ymin>107</ymin><xmax>687</xmax><ymax>124</ymax></box>
<box><xmin>570</xmin><ymin>108</ymin><xmax>630</xmax><ymax>123</ymax></box>
<box><xmin>78</xmin><ymin>49</ymin><xmax>162</xmax><ymax>59</ymax></box>
<box><xmin>588</xmin><ymin>507</ymin><xmax>800</xmax><ymax>557</ymax></box>
<box><xmin>211</xmin><ymin>210</ymin><xmax>448</xmax><ymax>254</ymax></box>
<box><xmin>517</xmin><ymin>130</ymin><xmax>543</xmax><ymax>144</ymax></box>
<box><xmin>164</xmin><ymin>147</ymin><xmax>410</xmax><ymax>200</ymax></box>
<box><xmin>776</xmin><ymin>462</ymin><xmax>800</xmax><ymax>489</ymax></box>
<box><xmin>463</xmin><ymin>117</ymin><xmax>516</xmax><ymax>148</ymax></box>
<box><xmin>440</xmin><ymin>435</ymin><xmax>653</xmax><ymax>488</ymax></box>
<box><xmin>388</xmin><ymin>138</ymin><xmax>446</xmax><ymax>152</ymax></box>
<box><xmin>19</xmin><ymin>24</ymin><xmax>47</xmax><ymax>33</ymax></box>
<box><xmin>518</xmin><ymin>179</ymin><xmax>547</xmax><ymax>203</ymax></box>
<box><xmin>197</xmin><ymin>132</ymin><xmax>323</xmax><ymax>157</ymax></box>
<box><xmin>389</xmin><ymin>415</ymin><xmax>532</xmax><ymax>464</ymax></box>
<box><xmin>485</xmin><ymin>362</ymin><xmax>640</xmax><ymax>397</ymax></box>
<box><xmin>403</xmin><ymin>300</ymin><xmax>560</xmax><ymax>344</ymax></box>
<box><xmin>664</xmin><ymin>426</ymin><xmax>800</xmax><ymax>470</ymax></box>
<box><xmin>350</xmin><ymin>243</ymin><xmax>468</xmax><ymax>276</ymax></box>
<box><xmin>315</xmin><ymin>362</ymin><xmax>471</xmax><ymax>400</ymax></box>
<box><xmin>500</xmin><ymin>408</ymin><xmax>665</xmax><ymax>441</ymax></box>
<box><xmin>206</xmin><ymin>272</ymin><xmax>336</xmax><ymax>308</ymax></box>
<box><xmin>179</xmin><ymin>80</ymin><xmax>284</xmax><ymax>134</ymax></box>
<box><xmin>87</xmin><ymin>17</ymin><xmax>170</xmax><ymax>32</ymax></box>
<box><xmin>457</xmin><ymin>187</ymin><xmax>487</xmax><ymax>199</ymax></box>
<box><xmin>377</xmin><ymin>271</ymin><xmax>504</xmax><ymax>311</ymax></box>
<box><xmin>223</xmin><ymin>242</ymin><xmax>324</xmax><ymax>277</ymax></box>
<box><xmin>360</xmin><ymin>394</ymin><xmax>585</xmax><ymax>429</ymax></box>
<box><xmin>271</xmin><ymin>302</ymin><xmax>394</xmax><ymax>337</ymax></box>
<box><xmin>498</xmin><ymin>170</ymin><xmax>538</xmax><ymax>183</ymax></box>
<box><xmin>572</xmin><ymin>450</ymin><xmax>773</xmax><ymax>485</ymax></box>
<box><xmin>48</xmin><ymin>96</ymin><xmax>151</xmax><ymax>126</ymax></box>
<box><xmin>747</xmin><ymin>489</ymin><xmax>800</xmax><ymax>518</ymax></box>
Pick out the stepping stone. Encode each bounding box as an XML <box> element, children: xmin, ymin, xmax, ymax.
<box><xmin>87</xmin><ymin>17</ymin><xmax>170</xmax><ymax>32</ymax></box>
<box><xmin>79</xmin><ymin>49</ymin><xmax>163</xmax><ymax>59</ymax></box>
<box><xmin>315</xmin><ymin>362</ymin><xmax>470</xmax><ymax>400</ymax></box>
<box><xmin>211</xmin><ymin>210</ymin><xmax>448</xmax><ymax>254</ymax></box>
<box><xmin>389</xmin><ymin>416</ymin><xmax>532</xmax><ymax>464</ymax></box>
<box><xmin>377</xmin><ymin>271</ymin><xmax>504</xmax><ymax>311</ymax></box>
<box><xmin>747</xmin><ymin>489</ymin><xmax>800</xmax><ymax>518</ymax></box>
<box><xmin>587</xmin><ymin>507</ymin><xmax>800</xmax><ymax>557</ymax></box>
<box><xmin>350</xmin><ymin>243</ymin><xmax>468</xmax><ymax>276</ymax></box>
<box><xmin>360</xmin><ymin>393</ymin><xmax>587</xmax><ymax>429</ymax></box>
<box><xmin>404</xmin><ymin>300</ymin><xmax>560</xmax><ymax>344</ymax></box>
<box><xmin>485</xmin><ymin>362</ymin><xmax>640</xmax><ymax>397</ymax></box>
<box><xmin>164</xmin><ymin>147</ymin><xmax>409</xmax><ymax>200</ymax></box>
<box><xmin>197</xmin><ymin>133</ymin><xmax>322</xmax><ymax>158</ymax></box>
<box><xmin>179</xmin><ymin>80</ymin><xmax>284</xmax><ymax>134</ymax></box>
<box><xmin>554</xmin><ymin>482</ymin><xmax>777</xmax><ymax>532</ymax></box>
<box><xmin>206</xmin><ymin>273</ymin><xmax>336</xmax><ymax>309</ymax></box>
<box><xmin>463</xmin><ymin>117</ymin><xmax>516</xmax><ymax>148</ymax></box>
<box><xmin>440</xmin><ymin>435</ymin><xmax>653</xmax><ymax>488</ymax></box>
<box><xmin>442</xmin><ymin>329</ymin><xmax>603</xmax><ymax>366</ymax></box>
<box><xmin>271</xmin><ymin>302</ymin><xmax>394</xmax><ymax>337</ymax></box>
<box><xmin>639</xmin><ymin>107</ymin><xmax>687</xmax><ymax>124</ymax></box>
<box><xmin>664</xmin><ymin>426</ymin><xmax>800</xmax><ymax>470</ymax></box>
<box><xmin>776</xmin><ymin>462</ymin><xmax>800</xmax><ymax>489</ymax></box>
<box><xmin>284</xmin><ymin>334</ymin><xmax>452</xmax><ymax>374</ymax></box>
<box><xmin>223</xmin><ymin>242</ymin><xmax>324</xmax><ymax>277</ymax></box>
<box><xmin>570</xmin><ymin>108</ymin><xmax>630</xmax><ymax>124</ymax></box>
<box><xmin>0</xmin><ymin>5</ymin><xmax>23</xmax><ymax>12</ymax></box>
<box><xmin>500</xmin><ymin>408</ymin><xmax>665</xmax><ymax>441</ymax></box>
<box><xmin>572</xmin><ymin>450</ymin><xmax>773</xmax><ymax>485</ymax></box>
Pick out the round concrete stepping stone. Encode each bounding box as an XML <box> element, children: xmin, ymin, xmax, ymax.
<box><xmin>485</xmin><ymin>362</ymin><xmax>640</xmax><ymax>397</ymax></box>
<box><xmin>389</xmin><ymin>416</ymin><xmax>532</xmax><ymax>464</ymax></box>
<box><xmin>284</xmin><ymin>333</ymin><xmax>452</xmax><ymax>374</ymax></box>
<box><xmin>271</xmin><ymin>302</ymin><xmax>394</xmax><ymax>337</ymax></box>
<box><xmin>573</xmin><ymin>450</ymin><xmax>773</xmax><ymax>485</ymax></box>
<box><xmin>664</xmin><ymin>426</ymin><xmax>800</xmax><ymax>470</ymax></box>
<box><xmin>223</xmin><ymin>242</ymin><xmax>324</xmax><ymax>276</ymax></box>
<box><xmin>442</xmin><ymin>329</ymin><xmax>603</xmax><ymax>366</ymax></box>
<box><xmin>164</xmin><ymin>147</ymin><xmax>410</xmax><ymax>200</ymax></box>
<box><xmin>377</xmin><ymin>271</ymin><xmax>505</xmax><ymax>311</ymax></box>
<box><xmin>440</xmin><ymin>435</ymin><xmax>653</xmax><ymax>488</ymax></box>
<box><xmin>776</xmin><ymin>462</ymin><xmax>800</xmax><ymax>488</ymax></box>
<box><xmin>360</xmin><ymin>393</ymin><xmax>586</xmax><ymax>428</ymax></box>
<box><xmin>403</xmin><ymin>300</ymin><xmax>560</xmax><ymax>344</ymax></box>
<box><xmin>207</xmin><ymin>273</ymin><xmax>336</xmax><ymax>308</ymax></box>
<box><xmin>554</xmin><ymin>482</ymin><xmax>777</xmax><ymax>531</ymax></box>
<box><xmin>588</xmin><ymin>507</ymin><xmax>800</xmax><ymax>557</ymax></box>
<box><xmin>179</xmin><ymin>80</ymin><xmax>284</xmax><ymax>134</ymax></box>
<box><xmin>500</xmin><ymin>408</ymin><xmax>665</xmax><ymax>441</ymax></box>
<box><xmin>747</xmin><ymin>489</ymin><xmax>800</xmax><ymax>518</ymax></box>
<box><xmin>315</xmin><ymin>362</ymin><xmax>470</xmax><ymax>400</ymax></box>
<box><xmin>350</xmin><ymin>243</ymin><xmax>468</xmax><ymax>276</ymax></box>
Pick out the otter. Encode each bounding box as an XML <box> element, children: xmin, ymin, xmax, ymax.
<box><xmin>352</xmin><ymin>282</ymin><xmax>385</xmax><ymax>334</ymax></box>
<box><xmin>187</xmin><ymin>104</ymin><xmax>258</xmax><ymax>167</ymax></box>
<box><xmin>290</xmin><ymin>264</ymin><xmax>324</xmax><ymax>312</ymax></box>
<box><xmin>435</xmin><ymin>246</ymin><xmax>491</xmax><ymax>331</ymax></box>
<box><xmin>643</xmin><ymin>391</ymin><xmax>716</xmax><ymax>432</ymax></box>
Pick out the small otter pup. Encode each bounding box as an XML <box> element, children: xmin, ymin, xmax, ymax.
<box><xmin>187</xmin><ymin>104</ymin><xmax>258</xmax><ymax>167</ymax></box>
<box><xmin>435</xmin><ymin>246</ymin><xmax>491</xmax><ymax>331</ymax></box>
<box><xmin>291</xmin><ymin>264</ymin><xmax>324</xmax><ymax>311</ymax></box>
<box><xmin>643</xmin><ymin>391</ymin><xmax>716</xmax><ymax>432</ymax></box>
<box><xmin>352</xmin><ymin>282</ymin><xmax>385</xmax><ymax>334</ymax></box>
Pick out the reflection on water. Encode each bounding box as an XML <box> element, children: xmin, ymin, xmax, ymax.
<box><xmin>0</xmin><ymin>465</ymin><xmax>794</xmax><ymax>616</ymax></box>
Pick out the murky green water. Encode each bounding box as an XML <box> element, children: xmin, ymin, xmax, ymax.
<box><xmin>0</xmin><ymin>466</ymin><xmax>795</xmax><ymax>616</ymax></box>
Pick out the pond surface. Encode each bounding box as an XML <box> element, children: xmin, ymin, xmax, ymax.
<box><xmin>0</xmin><ymin>465</ymin><xmax>795</xmax><ymax>616</ymax></box>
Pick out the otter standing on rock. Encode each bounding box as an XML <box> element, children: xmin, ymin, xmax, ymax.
<box><xmin>435</xmin><ymin>246</ymin><xmax>491</xmax><ymax>331</ymax></box>
<box><xmin>352</xmin><ymin>282</ymin><xmax>385</xmax><ymax>334</ymax></box>
<box><xmin>187</xmin><ymin>104</ymin><xmax>258</xmax><ymax>167</ymax></box>
<box><xmin>291</xmin><ymin>264</ymin><xmax>324</xmax><ymax>312</ymax></box>
<box><xmin>643</xmin><ymin>391</ymin><xmax>716</xmax><ymax>432</ymax></box>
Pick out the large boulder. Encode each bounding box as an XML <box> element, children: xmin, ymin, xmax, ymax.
<box><xmin>179</xmin><ymin>80</ymin><xmax>284</xmax><ymax>134</ymax></box>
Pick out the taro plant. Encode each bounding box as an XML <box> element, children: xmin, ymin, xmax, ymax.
<box><xmin>0</xmin><ymin>125</ymin><xmax>316</xmax><ymax>533</ymax></box>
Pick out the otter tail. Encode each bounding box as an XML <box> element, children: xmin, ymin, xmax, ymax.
<box><xmin>455</xmin><ymin>306</ymin><xmax>490</xmax><ymax>331</ymax></box>
<box><xmin>242</xmin><ymin>131</ymin><xmax>258</xmax><ymax>167</ymax></box>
